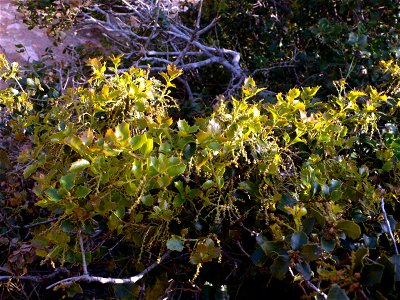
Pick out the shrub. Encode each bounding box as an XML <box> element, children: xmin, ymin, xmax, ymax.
<box><xmin>1</xmin><ymin>54</ymin><xmax>400</xmax><ymax>298</ymax></box>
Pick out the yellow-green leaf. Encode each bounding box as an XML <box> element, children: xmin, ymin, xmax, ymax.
<box><xmin>69</xmin><ymin>159</ymin><xmax>90</xmax><ymax>173</ymax></box>
<box><xmin>115</xmin><ymin>122</ymin><xmax>130</xmax><ymax>141</ymax></box>
<box><xmin>46</xmin><ymin>188</ymin><xmax>62</xmax><ymax>202</ymax></box>
<box><xmin>141</xmin><ymin>138</ymin><xmax>153</xmax><ymax>156</ymax></box>
<box><xmin>23</xmin><ymin>164</ymin><xmax>37</xmax><ymax>178</ymax></box>
<box><xmin>75</xmin><ymin>186</ymin><xmax>91</xmax><ymax>199</ymax></box>
<box><xmin>130</xmin><ymin>134</ymin><xmax>147</xmax><ymax>151</ymax></box>
<box><xmin>336</xmin><ymin>220</ymin><xmax>361</xmax><ymax>239</ymax></box>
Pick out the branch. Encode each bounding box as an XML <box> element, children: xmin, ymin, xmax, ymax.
<box><xmin>289</xmin><ymin>267</ymin><xmax>327</xmax><ymax>299</ymax></box>
<box><xmin>381</xmin><ymin>196</ymin><xmax>399</xmax><ymax>255</ymax></box>
<box><xmin>0</xmin><ymin>268</ymin><xmax>67</xmax><ymax>283</ymax></box>
<box><xmin>79</xmin><ymin>229</ymin><xmax>89</xmax><ymax>276</ymax></box>
<box><xmin>46</xmin><ymin>251</ymin><xmax>171</xmax><ymax>290</ymax></box>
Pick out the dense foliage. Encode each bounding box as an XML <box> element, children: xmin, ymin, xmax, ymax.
<box><xmin>1</xmin><ymin>0</ymin><xmax>400</xmax><ymax>299</ymax></box>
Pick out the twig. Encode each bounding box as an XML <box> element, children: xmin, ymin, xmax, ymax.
<box><xmin>8</xmin><ymin>217</ymin><xmax>59</xmax><ymax>230</ymax></box>
<box><xmin>79</xmin><ymin>229</ymin><xmax>89</xmax><ymax>276</ymax></box>
<box><xmin>230</xmin><ymin>211</ymin><xmax>257</xmax><ymax>236</ymax></box>
<box><xmin>381</xmin><ymin>196</ymin><xmax>399</xmax><ymax>255</ymax></box>
<box><xmin>289</xmin><ymin>267</ymin><xmax>327</xmax><ymax>299</ymax></box>
<box><xmin>0</xmin><ymin>268</ymin><xmax>67</xmax><ymax>283</ymax></box>
<box><xmin>46</xmin><ymin>251</ymin><xmax>171</xmax><ymax>290</ymax></box>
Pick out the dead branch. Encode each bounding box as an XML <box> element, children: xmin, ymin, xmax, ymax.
<box><xmin>46</xmin><ymin>251</ymin><xmax>171</xmax><ymax>290</ymax></box>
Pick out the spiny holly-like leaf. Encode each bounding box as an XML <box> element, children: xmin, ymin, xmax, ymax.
<box><xmin>166</xmin><ymin>236</ymin><xmax>184</xmax><ymax>252</ymax></box>
<box><xmin>287</xmin><ymin>88</ymin><xmax>301</xmax><ymax>100</ymax></box>
<box><xmin>177</xmin><ymin>119</ymin><xmax>199</xmax><ymax>134</ymax></box>
<box><xmin>336</xmin><ymin>220</ymin><xmax>361</xmax><ymax>239</ymax></box>
<box><xmin>69</xmin><ymin>159</ymin><xmax>90</xmax><ymax>173</ymax></box>
<box><xmin>301</xmin><ymin>86</ymin><xmax>320</xmax><ymax>101</ymax></box>
<box><xmin>167</xmin><ymin>64</ymin><xmax>183</xmax><ymax>78</ymax></box>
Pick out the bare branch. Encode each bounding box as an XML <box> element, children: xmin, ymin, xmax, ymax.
<box><xmin>46</xmin><ymin>251</ymin><xmax>171</xmax><ymax>290</ymax></box>
<box><xmin>79</xmin><ymin>229</ymin><xmax>89</xmax><ymax>276</ymax></box>
<box><xmin>381</xmin><ymin>196</ymin><xmax>399</xmax><ymax>255</ymax></box>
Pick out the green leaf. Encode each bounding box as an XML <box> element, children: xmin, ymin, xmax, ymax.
<box><xmin>23</xmin><ymin>164</ymin><xmax>37</xmax><ymax>178</ymax></box>
<box><xmin>166</xmin><ymin>236</ymin><xmax>184</xmax><ymax>252</ymax></box>
<box><xmin>327</xmin><ymin>284</ymin><xmax>349</xmax><ymax>300</ymax></box>
<box><xmin>141</xmin><ymin>138</ymin><xmax>153</xmax><ymax>156</ymax></box>
<box><xmin>173</xmin><ymin>194</ymin><xmax>185</xmax><ymax>207</ymax></box>
<box><xmin>75</xmin><ymin>186</ymin><xmax>91</xmax><ymax>198</ymax></box>
<box><xmin>321</xmin><ymin>237</ymin><xmax>335</xmax><ymax>252</ymax></box>
<box><xmin>361</xmin><ymin>262</ymin><xmax>384</xmax><ymax>286</ymax></box>
<box><xmin>352</xmin><ymin>248</ymin><xmax>368</xmax><ymax>273</ymax></box>
<box><xmin>69</xmin><ymin>159</ymin><xmax>90</xmax><ymax>173</ymax></box>
<box><xmin>115</xmin><ymin>122</ymin><xmax>130</xmax><ymax>141</ymax></box>
<box><xmin>177</xmin><ymin>119</ymin><xmax>199</xmax><ymax>133</ymax></box>
<box><xmin>131</xmin><ymin>159</ymin><xmax>143</xmax><ymax>178</ymax></box>
<box><xmin>301</xmin><ymin>244</ymin><xmax>321</xmax><ymax>261</ymax></box>
<box><xmin>291</xmin><ymin>231</ymin><xmax>308</xmax><ymax>250</ymax></box>
<box><xmin>66</xmin><ymin>283</ymin><xmax>83</xmax><ymax>298</ymax></box>
<box><xmin>46</xmin><ymin>188</ymin><xmax>62</xmax><ymax>202</ymax></box>
<box><xmin>202</xmin><ymin>180</ymin><xmax>214</xmax><ymax>189</ymax></box>
<box><xmin>61</xmin><ymin>220</ymin><xmax>76</xmax><ymax>233</ymax></box>
<box><xmin>310</xmin><ymin>181</ymin><xmax>321</xmax><ymax>196</ymax></box>
<box><xmin>183</xmin><ymin>143</ymin><xmax>196</xmax><ymax>160</ymax></box>
<box><xmin>301</xmin><ymin>86</ymin><xmax>320</xmax><ymax>101</ymax></box>
<box><xmin>389</xmin><ymin>255</ymin><xmax>400</xmax><ymax>281</ymax></box>
<box><xmin>130</xmin><ymin>134</ymin><xmax>147</xmax><ymax>151</ymax></box>
<box><xmin>271</xmin><ymin>255</ymin><xmax>290</xmax><ymax>279</ymax></box>
<box><xmin>60</xmin><ymin>173</ymin><xmax>76</xmax><ymax>190</ymax></box>
<box><xmin>141</xmin><ymin>194</ymin><xmax>154</xmax><ymax>206</ymax></box>
<box><xmin>256</xmin><ymin>234</ymin><xmax>284</xmax><ymax>256</ymax></box>
<box><xmin>277</xmin><ymin>193</ymin><xmax>296</xmax><ymax>213</ymax></box>
<box><xmin>336</xmin><ymin>220</ymin><xmax>361</xmax><ymax>239</ymax></box>
<box><xmin>250</xmin><ymin>248</ymin><xmax>267</xmax><ymax>267</ymax></box>
<box><xmin>166</xmin><ymin>157</ymin><xmax>186</xmax><ymax>176</ymax></box>
<box><xmin>295</xmin><ymin>261</ymin><xmax>312</xmax><ymax>280</ymax></box>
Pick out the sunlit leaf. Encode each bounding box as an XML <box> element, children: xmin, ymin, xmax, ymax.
<box><xmin>69</xmin><ymin>159</ymin><xmax>90</xmax><ymax>173</ymax></box>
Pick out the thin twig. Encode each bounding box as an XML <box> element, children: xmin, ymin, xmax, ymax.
<box><xmin>9</xmin><ymin>217</ymin><xmax>59</xmax><ymax>230</ymax></box>
<box><xmin>79</xmin><ymin>229</ymin><xmax>89</xmax><ymax>276</ymax></box>
<box><xmin>381</xmin><ymin>197</ymin><xmax>399</xmax><ymax>255</ymax></box>
<box><xmin>289</xmin><ymin>267</ymin><xmax>327</xmax><ymax>299</ymax></box>
<box><xmin>0</xmin><ymin>268</ymin><xmax>67</xmax><ymax>283</ymax></box>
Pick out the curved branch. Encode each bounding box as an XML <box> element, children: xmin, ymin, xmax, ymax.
<box><xmin>46</xmin><ymin>251</ymin><xmax>171</xmax><ymax>290</ymax></box>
